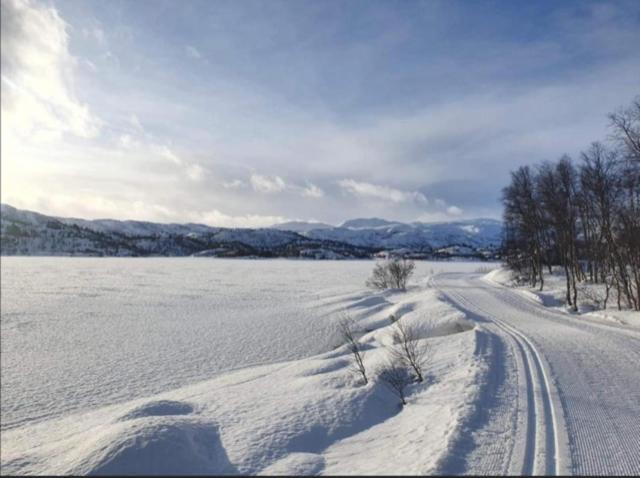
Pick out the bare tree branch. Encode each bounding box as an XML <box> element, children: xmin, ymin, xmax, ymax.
<box><xmin>390</xmin><ymin>319</ymin><xmax>429</xmax><ymax>383</ymax></box>
<box><xmin>338</xmin><ymin>315</ymin><xmax>368</xmax><ymax>385</ymax></box>
<box><xmin>378</xmin><ymin>361</ymin><xmax>413</xmax><ymax>407</ymax></box>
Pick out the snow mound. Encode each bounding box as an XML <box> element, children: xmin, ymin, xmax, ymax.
<box><xmin>298</xmin><ymin>358</ymin><xmax>351</xmax><ymax>377</ymax></box>
<box><xmin>482</xmin><ymin>267</ymin><xmax>514</xmax><ymax>285</ymax></box>
<box><xmin>483</xmin><ymin>266</ymin><xmax>640</xmax><ymax>329</ymax></box>
<box><xmin>1</xmin><ymin>267</ymin><xmax>490</xmax><ymax>475</ymax></box>
<box><xmin>70</xmin><ymin>418</ymin><xmax>234</xmax><ymax>476</ymax></box>
<box><xmin>363</xmin><ymin>290</ymin><xmax>475</xmax><ymax>347</ymax></box>
<box><xmin>345</xmin><ymin>295</ymin><xmax>391</xmax><ymax>310</ymax></box>
<box><xmin>393</xmin><ymin>307</ymin><xmax>474</xmax><ymax>341</ymax></box>
<box><xmin>259</xmin><ymin>452</ymin><xmax>325</xmax><ymax>475</ymax></box>
<box><xmin>119</xmin><ymin>400</ymin><xmax>195</xmax><ymax>421</ymax></box>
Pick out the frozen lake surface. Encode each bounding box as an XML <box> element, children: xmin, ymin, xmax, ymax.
<box><xmin>1</xmin><ymin>257</ymin><xmax>489</xmax><ymax>430</ymax></box>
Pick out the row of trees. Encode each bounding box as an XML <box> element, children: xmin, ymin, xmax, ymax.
<box><xmin>502</xmin><ymin>97</ymin><xmax>640</xmax><ymax>311</ymax></box>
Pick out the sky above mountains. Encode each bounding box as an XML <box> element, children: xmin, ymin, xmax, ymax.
<box><xmin>2</xmin><ymin>0</ymin><xmax>639</xmax><ymax>227</ymax></box>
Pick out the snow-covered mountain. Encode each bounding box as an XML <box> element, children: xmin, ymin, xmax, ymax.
<box><xmin>272</xmin><ymin>216</ymin><xmax>502</xmax><ymax>252</ymax></box>
<box><xmin>270</xmin><ymin>220</ymin><xmax>333</xmax><ymax>234</ymax></box>
<box><xmin>1</xmin><ymin>204</ymin><xmax>502</xmax><ymax>258</ymax></box>
<box><xmin>340</xmin><ymin>217</ymin><xmax>402</xmax><ymax>229</ymax></box>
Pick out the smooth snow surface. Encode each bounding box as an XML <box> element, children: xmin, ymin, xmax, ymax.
<box><xmin>0</xmin><ymin>258</ymin><xmax>484</xmax><ymax>431</ymax></box>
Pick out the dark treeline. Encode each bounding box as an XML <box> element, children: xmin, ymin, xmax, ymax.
<box><xmin>502</xmin><ymin>97</ymin><xmax>640</xmax><ymax>311</ymax></box>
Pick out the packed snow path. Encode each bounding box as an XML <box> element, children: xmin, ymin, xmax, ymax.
<box><xmin>433</xmin><ymin>272</ymin><xmax>640</xmax><ymax>476</ymax></box>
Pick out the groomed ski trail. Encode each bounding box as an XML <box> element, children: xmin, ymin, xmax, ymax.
<box><xmin>432</xmin><ymin>272</ymin><xmax>640</xmax><ymax>476</ymax></box>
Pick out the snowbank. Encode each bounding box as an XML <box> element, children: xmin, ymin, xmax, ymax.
<box><xmin>483</xmin><ymin>267</ymin><xmax>640</xmax><ymax>329</ymax></box>
<box><xmin>1</xmin><ymin>284</ymin><xmax>485</xmax><ymax>475</ymax></box>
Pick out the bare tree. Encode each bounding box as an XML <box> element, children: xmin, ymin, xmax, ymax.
<box><xmin>390</xmin><ymin>319</ymin><xmax>429</xmax><ymax>383</ymax></box>
<box><xmin>378</xmin><ymin>362</ymin><xmax>413</xmax><ymax>406</ymax></box>
<box><xmin>502</xmin><ymin>166</ymin><xmax>548</xmax><ymax>289</ymax></box>
<box><xmin>366</xmin><ymin>258</ymin><xmax>415</xmax><ymax>291</ymax></box>
<box><xmin>501</xmin><ymin>97</ymin><xmax>640</xmax><ymax>312</ymax></box>
<box><xmin>609</xmin><ymin>96</ymin><xmax>640</xmax><ymax>164</ymax></box>
<box><xmin>610</xmin><ymin>97</ymin><xmax>640</xmax><ymax>311</ymax></box>
<box><xmin>536</xmin><ymin>157</ymin><xmax>581</xmax><ymax>310</ymax></box>
<box><xmin>338</xmin><ymin>316</ymin><xmax>368</xmax><ymax>385</ymax></box>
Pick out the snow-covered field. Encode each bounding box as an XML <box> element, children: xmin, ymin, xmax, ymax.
<box><xmin>3</xmin><ymin>259</ymin><xmax>639</xmax><ymax>475</ymax></box>
<box><xmin>1</xmin><ymin>257</ymin><xmax>494</xmax><ymax>475</ymax></box>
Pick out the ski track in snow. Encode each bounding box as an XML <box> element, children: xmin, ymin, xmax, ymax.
<box><xmin>433</xmin><ymin>272</ymin><xmax>640</xmax><ymax>476</ymax></box>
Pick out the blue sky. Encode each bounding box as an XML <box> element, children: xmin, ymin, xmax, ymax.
<box><xmin>2</xmin><ymin>0</ymin><xmax>639</xmax><ymax>227</ymax></box>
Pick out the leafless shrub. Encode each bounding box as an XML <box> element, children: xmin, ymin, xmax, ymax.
<box><xmin>378</xmin><ymin>362</ymin><xmax>413</xmax><ymax>406</ymax></box>
<box><xmin>366</xmin><ymin>258</ymin><xmax>415</xmax><ymax>291</ymax></box>
<box><xmin>338</xmin><ymin>316</ymin><xmax>367</xmax><ymax>385</ymax></box>
<box><xmin>390</xmin><ymin>319</ymin><xmax>429</xmax><ymax>383</ymax></box>
<box><xmin>453</xmin><ymin>322</ymin><xmax>467</xmax><ymax>334</ymax></box>
<box><xmin>577</xmin><ymin>281</ymin><xmax>612</xmax><ymax>310</ymax></box>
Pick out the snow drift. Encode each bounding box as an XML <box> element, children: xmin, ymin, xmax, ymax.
<box><xmin>483</xmin><ymin>267</ymin><xmax>640</xmax><ymax>329</ymax></box>
<box><xmin>1</xmin><ymin>282</ymin><xmax>485</xmax><ymax>476</ymax></box>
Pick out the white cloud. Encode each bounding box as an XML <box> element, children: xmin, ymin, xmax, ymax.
<box><xmin>118</xmin><ymin>134</ymin><xmax>138</xmax><ymax>149</ymax></box>
<box><xmin>415</xmin><ymin>200</ymin><xmax>465</xmax><ymax>222</ymax></box>
<box><xmin>129</xmin><ymin>113</ymin><xmax>143</xmax><ymax>131</ymax></box>
<box><xmin>250</xmin><ymin>173</ymin><xmax>286</xmax><ymax>193</ymax></box>
<box><xmin>93</xmin><ymin>27</ymin><xmax>105</xmax><ymax>45</ymax></box>
<box><xmin>446</xmin><ymin>205</ymin><xmax>463</xmax><ymax>217</ymax></box>
<box><xmin>337</xmin><ymin>179</ymin><xmax>427</xmax><ymax>204</ymax></box>
<box><xmin>185</xmin><ymin>163</ymin><xmax>205</xmax><ymax>182</ymax></box>
<box><xmin>157</xmin><ymin>145</ymin><xmax>182</xmax><ymax>165</ymax></box>
<box><xmin>301</xmin><ymin>182</ymin><xmax>324</xmax><ymax>198</ymax></box>
<box><xmin>185</xmin><ymin>45</ymin><xmax>202</xmax><ymax>59</ymax></box>
<box><xmin>223</xmin><ymin>179</ymin><xmax>246</xmax><ymax>189</ymax></box>
<box><xmin>116</xmin><ymin>121</ymin><xmax>205</xmax><ymax>183</ymax></box>
<box><xmin>83</xmin><ymin>59</ymin><xmax>98</xmax><ymax>73</ymax></box>
<box><xmin>7</xmin><ymin>191</ymin><xmax>285</xmax><ymax>229</ymax></box>
<box><xmin>82</xmin><ymin>25</ymin><xmax>105</xmax><ymax>45</ymax></box>
<box><xmin>4</xmin><ymin>0</ymin><xmax>637</xmax><ymax>226</ymax></box>
<box><xmin>9</xmin><ymin>192</ymin><xmax>177</xmax><ymax>223</ymax></box>
<box><xmin>1</xmin><ymin>0</ymin><xmax>100</xmax><ymax>142</ymax></box>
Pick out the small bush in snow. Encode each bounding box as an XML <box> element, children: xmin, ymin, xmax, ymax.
<box><xmin>390</xmin><ymin>319</ymin><xmax>429</xmax><ymax>383</ymax></box>
<box><xmin>366</xmin><ymin>258</ymin><xmax>415</xmax><ymax>291</ymax></box>
<box><xmin>378</xmin><ymin>362</ymin><xmax>413</xmax><ymax>406</ymax></box>
<box><xmin>338</xmin><ymin>316</ymin><xmax>368</xmax><ymax>385</ymax></box>
<box><xmin>577</xmin><ymin>281</ymin><xmax>612</xmax><ymax>310</ymax></box>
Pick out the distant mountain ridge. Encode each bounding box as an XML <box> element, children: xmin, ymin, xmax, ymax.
<box><xmin>271</xmin><ymin>216</ymin><xmax>502</xmax><ymax>251</ymax></box>
<box><xmin>1</xmin><ymin>204</ymin><xmax>502</xmax><ymax>259</ymax></box>
<box><xmin>339</xmin><ymin>218</ymin><xmax>401</xmax><ymax>229</ymax></box>
<box><xmin>269</xmin><ymin>220</ymin><xmax>333</xmax><ymax>233</ymax></box>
